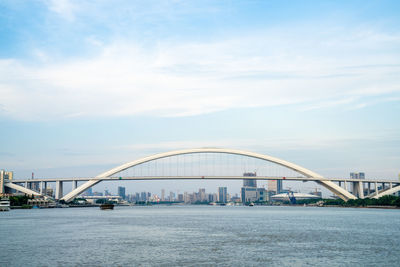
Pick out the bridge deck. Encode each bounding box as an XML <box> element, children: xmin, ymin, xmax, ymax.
<box><xmin>7</xmin><ymin>176</ymin><xmax>400</xmax><ymax>184</ymax></box>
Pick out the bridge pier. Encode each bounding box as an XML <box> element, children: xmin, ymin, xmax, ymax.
<box><xmin>72</xmin><ymin>180</ymin><xmax>78</xmax><ymax>190</ymax></box>
<box><xmin>39</xmin><ymin>181</ymin><xmax>43</xmax><ymax>194</ymax></box>
<box><xmin>358</xmin><ymin>181</ymin><xmax>364</xmax><ymax>199</ymax></box>
<box><xmin>375</xmin><ymin>182</ymin><xmax>378</xmax><ymax>197</ymax></box>
<box><xmin>352</xmin><ymin>181</ymin><xmax>364</xmax><ymax>199</ymax></box>
<box><xmin>55</xmin><ymin>181</ymin><xmax>63</xmax><ymax>200</ymax></box>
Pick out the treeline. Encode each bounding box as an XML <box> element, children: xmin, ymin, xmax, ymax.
<box><xmin>9</xmin><ymin>195</ymin><xmax>33</xmax><ymax>206</ymax></box>
<box><xmin>324</xmin><ymin>195</ymin><xmax>400</xmax><ymax>207</ymax></box>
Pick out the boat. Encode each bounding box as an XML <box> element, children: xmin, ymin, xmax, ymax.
<box><xmin>248</xmin><ymin>202</ymin><xmax>254</xmax><ymax>206</ymax></box>
<box><xmin>100</xmin><ymin>203</ymin><xmax>114</xmax><ymax>210</ymax></box>
<box><xmin>0</xmin><ymin>197</ymin><xmax>10</xmax><ymax>211</ymax></box>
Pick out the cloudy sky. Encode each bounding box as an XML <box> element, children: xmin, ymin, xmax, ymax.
<box><xmin>1</xmin><ymin>0</ymin><xmax>399</xmax><ymax>195</ymax></box>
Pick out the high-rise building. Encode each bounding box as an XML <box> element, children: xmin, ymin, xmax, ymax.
<box><xmin>243</xmin><ymin>172</ymin><xmax>257</xmax><ymax>187</ymax></box>
<box><xmin>169</xmin><ymin>191</ymin><xmax>175</xmax><ymax>201</ymax></box>
<box><xmin>199</xmin><ymin>188</ymin><xmax>206</xmax><ymax>202</ymax></box>
<box><xmin>118</xmin><ymin>186</ymin><xmax>126</xmax><ymax>200</ymax></box>
<box><xmin>161</xmin><ymin>189</ymin><xmax>165</xmax><ymax>201</ymax></box>
<box><xmin>350</xmin><ymin>172</ymin><xmax>365</xmax><ymax>179</ymax></box>
<box><xmin>268</xmin><ymin>180</ymin><xmax>282</xmax><ymax>193</ymax></box>
<box><xmin>218</xmin><ymin>187</ymin><xmax>227</xmax><ymax>203</ymax></box>
<box><xmin>0</xmin><ymin>170</ymin><xmax>13</xmax><ymax>195</ymax></box>
<box><xmin>241</xmin><ymin>172</ymin><xmax>261</xmax><ymax>204</ymax></box>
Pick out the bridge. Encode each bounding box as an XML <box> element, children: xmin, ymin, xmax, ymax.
<box><xmin>3</xmin><ymin>148</ymin><xmax>400</xmax><ymax>202</ymax></box>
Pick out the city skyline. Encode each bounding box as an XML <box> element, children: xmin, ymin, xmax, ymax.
<box><xmin>1</xmin><ymin>1</ymin><xmax>399</xmax><ymax>195</ymax></box>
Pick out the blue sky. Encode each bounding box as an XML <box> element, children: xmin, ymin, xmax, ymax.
<box><xmin>0</xmin><ymin>0</ymin><xmax>399</xmax><ymax>196</ymax></box>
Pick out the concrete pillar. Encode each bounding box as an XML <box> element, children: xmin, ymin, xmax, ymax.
<box><xmin>72</xmin><ymin>180</ymin><xmax>78</xmax><ymax>190</ymax></box>
<box><xmin>390</xmin><ymin>182</ymin><xmax>393</xmax><ymax>189</ymax></box>
<box><xmin>44</xmin><ymin>182</ymin><xmax>47</xmax><ymax>196</ymax></box>
<box><xmin>55</xmin><ymin>181</ymin><xmax>63</xmax><ymax>200</ymax></box>
<box><xmin>358</xmin><ymin>181</ymin><xmax>364</xmax><ymax>199</ymax></box>
<box><xmin>375</xmin><ymin>182</ymin><xmax>378</xmax><ymax>196</ymax></box>
<box><xmin>367</xmin><ymin>182</ymin><xmax>371</xmax><ymax>195</ymax></box>
<box><xmin>344</xmin><ymin>181</ymin><xmax>348</xmax><ymax>191</ymax></box>
<box><xmin>25</xmin><ymin>181</ymin><xmax>28</xmax><ymax>188</ymax></box>
<box><xmin>39</xmin><ymin>181</ymin><xmax>43</xmax><ymax>195</ymax></box>
<box><xmin>352</xmin><ymin>182</ymin><xmax>357</xmax><ymax>196</ymax></box>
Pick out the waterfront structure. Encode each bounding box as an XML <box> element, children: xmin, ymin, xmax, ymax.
<box><xmin>218</xmin><ymin>187</ymin><xmax>227</xmax><ymax>203</ymax></box>
<box><xmin>271</xmin><ymin>192</ymin><xmax>321</xmax><ymax>202</ymax></box>
<box><xmin>3</xmin><ymin>148</ymin><xmax>400</xmax><ymax>202</ymax></box>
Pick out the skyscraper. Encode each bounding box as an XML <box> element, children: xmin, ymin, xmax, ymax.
<box><xmin>161</xmin><ymin>189</ymin><xmax>165</xmax><ymax>201</ymax></box>
<box><xmin>243</xmin><ymin>172</ymin><xmax>257</xmax><ymax>187</ymax></box>
<box><xmin>118</xmin><ymin>186</ymin><xmax>126</xmax><ymax>200</ymax></box>
<box><xmin>241</xmin><ymin>172</ymin><xmax>258</xmax><ymax>204</ymax></box>
<box><xmin>268</xmin><ymin>180</ymin><xmax>282</xmax><ymax>193</ymax></box>
<box><xmin>218</xmin><ymin>187</ymin><xmax>227</xmax><ymax>203</ymax></box>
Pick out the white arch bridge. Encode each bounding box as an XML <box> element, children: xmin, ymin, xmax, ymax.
<box><xmin>4</xmin><ymin>148</ymin><xmax>400</xmax><ymax>202</ymax></box>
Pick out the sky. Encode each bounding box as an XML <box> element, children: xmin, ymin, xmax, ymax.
<box><xmin>1</xmin><ymin>0</ymin><xmax>399</xmax><ymax>196</ymax></box>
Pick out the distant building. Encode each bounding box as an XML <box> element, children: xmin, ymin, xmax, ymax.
<box><xmin>0</xmin><ymin>170</ymin><xmax>13</xmax><ymax>195</ymax></box>
<box><xmin>218</xmin><ymin>187</ymin><xmax>227</xmax><ymax>203</ymax></box>
<box><xmin>268</xmin><ymin>180</ymin><xmax>282</xmax><ymax>194</ymax></box>
<box><xmin>309</xmin><ymin>189</ymin><xmax>322</xmax><ymax>198</ymax></box>
<box><xmin>241</xmin><ymin>172</ymin><xmax>266</xmax><ymax>204</ymax></box>
<box><xmin>350</xmin><ymin>172</ymin><xmax>365</xmax><ymax>179</ymax></box>
<box><xmin>118</xmin><ymin>186</ymin><xmax>126</xmax><ymax>200</ymax></box>
<box><xmin>243</xmin><ymin>172</ymin><xmax>257</xmax><ymax>187</ymax></box>
<box><xmin>161</xmin><ymin>189</ymin><xmax>165</xmax><ymax>201</ymax></box>
<box><xmin>83</xmin><ymin>187</ymin><xmax>93</xmax><ymax>196</ymax></box>
<box><xmin>199</xmin><ymin>188</ymin><xmax>206</xmax><ymax>202</ymax></box>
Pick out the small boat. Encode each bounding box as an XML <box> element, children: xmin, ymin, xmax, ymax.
<box><xmin>248</xmin><ymin>202</ymin><xmax>254</xmax><ymax>206</ymax></box>
<box><xmin>0</xmin><ymin>197</ymin><xmax>10</xmax><ymax>211</ymax></box>
<box><xmin>100</xmin><ymin>203</ymin><xmax>114</xmax><ymax>210</ymax></box>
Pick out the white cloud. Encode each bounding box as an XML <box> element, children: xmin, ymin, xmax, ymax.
<box><xmin>0</xmin><ymin>27</ymin><xmax>399</xmax><ymax>120</ymax></box>
<box><xmin>45</xmin><ymin>0</ymin><xmax>77</xmax><ymax>21</ymax></box>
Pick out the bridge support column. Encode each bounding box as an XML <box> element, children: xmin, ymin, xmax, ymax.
<box><xmin>358</xmin><ymin>181</ymin><xmax>364</xmax><ymax>199</ymax></box>
<box><xmin>367</xmin><ymin>182</ymin><xmax>370</xmax><ymax>195</ymax></box>
<box><xmin>43</xmin><ymin>182</ymin><xmax>47</xmax><ymax>196</ymax></box>
<box><xmin>24</xmin><ymin>181</ymin><xmax>27</xmax><ymax>188</ymax></box>
<box><xmin>338</xmin><ymin>181</ymin><xmax>341</xmax><ymax>187</ymax></box>
<box><xmin>375</xmin><ymin>182</ymin><xmax>378</xmax><ymax>197</ymax></box>
<box><xmin>344</xmin><ymin>181</ymin><xmax>348</xmax><ymax>191</ymax></box>
<box><xmin>72</xmin><ymin>180</ymin><xmax>78</xmax><ymax>190</ymax></box>
<box><xmin>39</xmin><ymin>181</ymin><xmax>43</xmax><ymax>194</ymax></box>
<box><xmin>390</xmin><ymin>182</ymin><xmax>393</xmax><ymax>189</ymax></box>
<box><xmin>55</xmin><ymin>181</ymin><xmax>63</xmax><ymax>200</ymax></box>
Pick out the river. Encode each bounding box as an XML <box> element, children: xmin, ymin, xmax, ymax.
<box><xmin>1</xmin><ymin>205</ymin><xmax>399</xmax><ymax>266</ymax></box>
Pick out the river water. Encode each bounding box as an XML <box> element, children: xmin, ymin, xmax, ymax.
<box><xmin>1</xmin><ymin>205</ymin><xmax>399</xmax><ymax>266</ymax></box>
